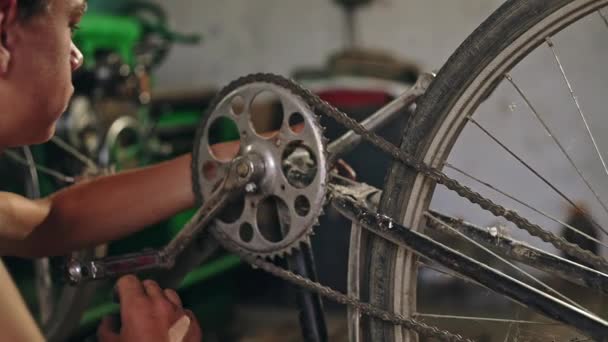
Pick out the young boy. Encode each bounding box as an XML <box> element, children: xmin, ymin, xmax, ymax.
<box><xmin>0</xmin><ymin>0</ymin><xmax>207</xmax><ymax>340</ymax></box>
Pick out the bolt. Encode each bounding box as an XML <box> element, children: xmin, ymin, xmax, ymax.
<box><xmin>236</xmin><ymin>161</ymin><xmax>251</xmax><ymax>178</ymax></box>
<box><xmin>245</xmin><ymin>183</ymin><xmax>257</xmax><ymax>193</ymax></box>
<box><xmin>67</xmin><ymin>261</ymin><xmax>83</xmax><ymax>283</ymax></box>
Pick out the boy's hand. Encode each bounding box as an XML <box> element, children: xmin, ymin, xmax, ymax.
<box><xmin>97</xmin><ymin>275</ymin><xmax>202</xmax><ymax>342</ymax></box>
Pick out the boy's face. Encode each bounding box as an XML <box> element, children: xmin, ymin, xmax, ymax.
<box><xmin>0</xmin><ymin>0</ymin><xmax>85</xmax><ymax>146</ymax></box>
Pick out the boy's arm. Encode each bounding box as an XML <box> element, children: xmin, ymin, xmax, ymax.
<box><xmin>0</xmin><ymin>260</ymin><xmax>45</xmax><ymax>342</ymax></box>
<box><xmin>0</xmin><ymin>139</ymin><xmax>239</xmax><ymax>258</ymax></box>
<box><xmin>0</xmin><ymin>154</ymin><xmax>194</xmax><ymax>257</ymax></box>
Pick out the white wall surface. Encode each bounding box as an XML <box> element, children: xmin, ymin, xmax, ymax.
<box><xmin>152</xmin><ymin>0</ymin><xmax>503</xmax><ymax>89</ymax></box>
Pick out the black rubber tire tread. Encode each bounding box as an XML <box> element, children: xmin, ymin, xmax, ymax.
<box><xmin>367</xmin><ymin>0</ymin><xmax>580</xmax><ymax>341</ymax></box>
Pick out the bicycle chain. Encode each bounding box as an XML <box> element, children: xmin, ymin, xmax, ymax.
<box><xmin>207</xmin><ymin>73</ymin><xmax>607</xmax><ymax>341</ymax></box>
<box><xmin>227</xmin><ymin>73</ymin><xmax>608</xmax><ymax>271</ymax></box>
<box><xmin>213</xmin><ymin>226</ymin><xmax>472</xmax><ymax>342</ymax></box>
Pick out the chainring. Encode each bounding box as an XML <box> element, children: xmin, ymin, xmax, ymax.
<box><xmin>192</xmin><ymin>78</ymin><xmax>328</xmax><ymax>258</ymax></box>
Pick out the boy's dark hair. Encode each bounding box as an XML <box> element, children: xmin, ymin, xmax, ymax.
<box><xmin>18</xmin><ymin>0</ymin><xmax>48</xmax><ymax>20</ymax></box>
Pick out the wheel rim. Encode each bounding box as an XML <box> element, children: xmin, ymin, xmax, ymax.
<box><xmin>350</xmin><ymin>1</ymin><xmax>608</xmax><ymax>340</ymax></box>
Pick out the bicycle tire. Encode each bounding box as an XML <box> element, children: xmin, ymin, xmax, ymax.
<box><xmin>351</xmin><ymin>0</ymin><xmax>608</xmax><ymax>341</ymax></box>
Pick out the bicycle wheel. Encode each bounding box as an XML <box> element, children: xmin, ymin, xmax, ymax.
<box><xmin>0</xmin><ymin>147</ymin><xmax>102</xmax><ymax>342</ymax></box>
<box><xmin>350</xmin><ymin>0</ymin><xmax>608</xmax><ymax>340</ymax></box>
<box><xmin>8</xmin><ymin>114</ymin><xmax>142</xmax><ymax>341</ymax></box>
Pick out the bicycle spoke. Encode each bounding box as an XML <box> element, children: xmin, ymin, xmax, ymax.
<box><xmin>417</xmin><ymin>260</ymin><xmax>524</xmax><ymax>305</ymax></box>
<box><xmin>332</xmin><ymin>194</ymin><xmax>608</xmax><ymax>339</ymax></box>
<box><xmin>5</xmin><ymin>149</ymin><xmax>75</xmax><ymax>183</ymax></box>
<box><xmin>418</xmin><ymin>260</ymin><xmax>487</xmax><ymax>288</ymax></box>
<box><xmin>50</xmin><ymin>136</ymin><xmax>98</xmax><ymax>171</ymax></box>
<box><xmin>335</xmin><ymin>175</ymin><xmax>608</xmax><ymax>288</ymax></box>
<box><xmin>599</xmin><ymin>10</ymin><xmax>608</xmax><ymax>30</ymax></box>
<box><xmin>22</xmin><ymin>147</ymin><xmax>55</xmax><ymax>322</ymax></box>
<box><xmin>5</xmin><ymin>136</ymin><xmax>105</xmax><ymax>185</ymax></box>
<box><xmin>504</xmin><ymin>74</ymin><xmax>608</xmax><ymax>219</ymax></box>
<box><xmin>427</xmin><ymin>210</ymin><xmax>608</xmax><ymax>294</ymax></box>
<box><xmin>445</xmin><ymin>163</ymin><xmax>608</xmax><ymax>250</ymax></box>
<box><xmin>417</xmin><ymin>262</ymin><xmax>574</xmax><ymax>332</ymax></box>
<box><xmin>22</xmin><ymin>147</ymin><xmax>40</xmax><ymax>198</ymax></box>
<box><xmin>424</xmin><ymin>212</ymin><xmax>589</xmax><ymax>312</ymax></box>
<box><xmin>334</xmin><ymin>168</ymin><xmax>608</xmax><ymax>295</ymax></box>
<box><xmin>467</xmin><ymin>117</ymin><xmax>608</xmax><ymax>237</ymax></box>
<box><xmin>414</xmin><ymin>313</ymin><xmax>557</xmax><ymax>325</ymax></box>
<box><xmin>503</xmin><ymin>325</ymin><xmax>513</xmax><ymax>342</ymax></box>
<box><xmin>546</xmin><ymin>37</ymin><xmax>608</xmax><ymax>182</ymax></box>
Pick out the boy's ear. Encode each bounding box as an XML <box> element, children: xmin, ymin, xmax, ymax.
<box><xmin>0</xmin><ymin>0</ymin><xmax>18</xmax><ymax>76</ymax></box>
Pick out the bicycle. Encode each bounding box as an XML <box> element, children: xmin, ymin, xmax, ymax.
<box><xmin>23</xmin><ymin>0</ymin><xmax>608</xmax><ymax>340</ymax></box>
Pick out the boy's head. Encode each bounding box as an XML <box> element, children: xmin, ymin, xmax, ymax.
<box><xmin>0</xmin><ymin>0</ymin><xmax>85</xmax><ymax>147</ymax></box>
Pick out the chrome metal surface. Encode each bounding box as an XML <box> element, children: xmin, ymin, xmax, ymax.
<box><xmin>194</xmin><ymin>80</ymin><xmax>329</xmax><ymax>257</ymax></box>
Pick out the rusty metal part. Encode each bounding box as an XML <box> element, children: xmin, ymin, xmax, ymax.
<box><xmin>65</xmin><ymin>155</ymin><xmax>259</xmax><ymax>283</ymax></box>
<box><xmin>192</xmin><ymin>79</ymin><xmax>329</xmax><ymax>258</ymax></box>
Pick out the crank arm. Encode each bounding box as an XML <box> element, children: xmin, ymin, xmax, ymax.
<box><xmin>326</xmin><ymin>72</ymin><xmax>434</xmax><ymax>164</ymax></box>
<box><xmin>65</xmin><ymin>249</ymin><xmax>169</xmax><ymax>283</ymax></box>
<box><xmin>65</xmin><ymin>194</ymin><xmax>228</xmax><ymax>284</ymax></box>
<box><xmin>66</xmin><ymin>155</ymin><xmax>262</xmax><ymax>284</ymax></box>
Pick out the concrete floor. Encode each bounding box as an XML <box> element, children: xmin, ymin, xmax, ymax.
<box><xmin>222</xmin><ymin>269</ymin><xmax>597</xmax><ymax>342</ymax></box>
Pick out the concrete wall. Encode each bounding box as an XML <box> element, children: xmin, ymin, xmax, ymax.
<box><xmin>152</xmin><ymin>0</ymin><xmax>502</xmax><ymax>89</ymax></box>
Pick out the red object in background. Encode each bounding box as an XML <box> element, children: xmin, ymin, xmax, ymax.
<box><xmin>317</xmin><ymin>89</ymin><xmax>392</xmax><ymax>109</ymax></box>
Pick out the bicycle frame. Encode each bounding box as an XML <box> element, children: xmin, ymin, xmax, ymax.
<box><xmin>66</xmin><ymin>72</ymin><xmax>608</xmax><ymax>340</ymax></box>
